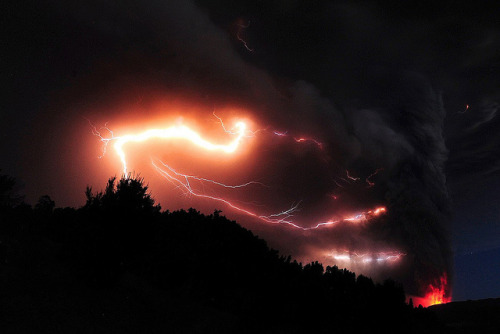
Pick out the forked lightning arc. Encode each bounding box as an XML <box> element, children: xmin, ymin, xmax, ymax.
<box><xmin>88</xmin><ymin>113</ymin><xmax>454</xmax><ymax>305</ymax></box>
<box><xmin>89</xmin><ymin>115</ymin><xmax>399</xmax><ymax>259</ymax></box>
<box><xmin>90</xmin><ymin>116</ymin><xmax>387</xmax><ymax>229</ymax></box>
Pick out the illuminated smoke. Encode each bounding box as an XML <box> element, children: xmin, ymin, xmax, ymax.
<box><xmin>73</xmin><ymin>0</ymin><xmax>454</xmax><ymax>304</ymax></box>
<box><xmin>91</xmin><ymin>116</ymin><xmax>390</xmax><ymax>232</ymax></box>
<box><xmin>329</xmin><ymin>250</ymin><xmax>406</xmax><ymax>264</ymax></box>
<box><xmin>90</xmin><ymin>118</ymin><xmax>248</xmax><ymax>175</ymax></box>
<box><xmin>352</xmin><ymin>77</ymin><xmax>453</xmax><ymax>302</ymax></box>
<box><xmin>410</xmin><ymin>273</ymin><xmax>451</xmax><ymax>307</ymax></box>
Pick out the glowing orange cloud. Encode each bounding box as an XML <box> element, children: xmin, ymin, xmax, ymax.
<box><xmin>112</xmin><ymin>121</ymin><xmax>247</xmax><ymax>175</ymax></box>
<box><xmin>329</xmin><ymin>250</ymin><xmax>406</xmax><ymax>264</ymax></box>
<box><xmin>90</xmin><ymin>116</ymin><xmax>388</xmax><ymax>231</ymax></box>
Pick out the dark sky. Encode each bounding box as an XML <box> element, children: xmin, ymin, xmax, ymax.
<box><xmin>2</xmin><ymin>0</ymin><xmax>500</xmax><ymax>302</ymax></box>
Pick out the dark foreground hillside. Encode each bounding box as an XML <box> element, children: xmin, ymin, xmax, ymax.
<box><xmin>1</xmin><ymin>175</ymin><xmax>446</xmax><ymax>333</ymax></box>
<box><xmin>430</xmin><ymin>298</ymin><xmax>500</xmax><ymax>334</ymax></box>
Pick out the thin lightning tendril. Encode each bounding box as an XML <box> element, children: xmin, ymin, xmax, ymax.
<box><xmin>272</xmin><ymin>129</ymin><xmax>324</xmax><ymax>149</ymax></box>
<box><xmin>366</xmin><ymin>168</ymin><xmax>383</xmax><ymax>188</ymax></box>
<box><xmin>152</xmin><ymin>157</ymin><xmax>387</xmax><ymax>230</ymax></box>
<box><xmin>156</xmin><ymin>162</ymin><xmax>267</xmax><ymax>189</ymax></box>
<box><xmin>236</xmin><ymin>20</ymin><xmax>254</xmax><ymax>52</ymax></box>
<box><xmin>90</xmin><ymin>116</ymin><xmax>388</xmax><ymax>231</ymax></box>
<box><xmin>152</xmin><ymin>159</ymin><xmax>300</xmax><ymax>227</ymax></box>
<box><xmin>294</xmin><ymin>137</ymin><xmax>324</xmax><ymax>149</ymax></box>
<box><xmin>346</xmin><ymin>169</ymin><xmax>360</xmax><ymax>181</ymax></box>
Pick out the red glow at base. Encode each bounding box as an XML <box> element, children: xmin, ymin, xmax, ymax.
<box><xmin>410</xmin><ymin>273</ymin><xmax>451</xmax><ymax>307</ymax></box>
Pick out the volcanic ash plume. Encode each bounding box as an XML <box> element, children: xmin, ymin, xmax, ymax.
<box><xmin>351</xmin><ymin>75</ymin><xmax>453</xmax><ymax>303</ymax></box>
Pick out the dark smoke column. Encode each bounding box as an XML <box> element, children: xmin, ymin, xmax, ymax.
<box><xmin>357</xmin><ymin>75</ymin><xmax>453</xmax><ymax>304</ymax></box>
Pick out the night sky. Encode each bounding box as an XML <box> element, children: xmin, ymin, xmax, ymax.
<box><xmin>2</xmin><ymin>0</ymin><xmax>500</xmax><ymax>302</ymax></box>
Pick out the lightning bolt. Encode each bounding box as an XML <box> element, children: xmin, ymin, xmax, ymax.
<box><xmin>330</xmin><ymin>250</ymin><xmax>406</xmax><ymax>264</ymax></box>
<box><xmin>366</xmin><ymin>168</ymin><xmax>383</xmax><ymax>188</ymax></box>
<box><xmin>90</xmin><ymin>118</ymin><xmax>248</xmax><ymax>176</ymax></box>
<box><xmin>294</xmin><ymin>137</ymin><xmax>324</xmax><ymax>149</ymax></box>
<box><xmin>90</xmin><ymin>115</ymin><xmax>387</xmax><ymax>230</ymax></box>
<box><xmin>152</xmin><ymin>159</ymin><xmax>301</xmax><ymax>227</ymax></box>
<box><xmin>236</xmin><ymin>20</ymin><xmax>254</xmax><ymax>52</ymax></box>
<box><xmin>272</xmin><ymin>129</ymin><xmax>324</xmax><ymax>149</ymax></box>
<box><xmin>89</xmin><ymin>114</ymin><xmax>405</xmax><ymax>269</ymax></box>
<box><xmin>152</xmin><ymin>159</ymin><xmax>386</xmax><ymax>230</ymax></box>
<box><xmin>346</xmin><ymin>169</ymin><xmax>360</xmax><ymax>181</ymax></box>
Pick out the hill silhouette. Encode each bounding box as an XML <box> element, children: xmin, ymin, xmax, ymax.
<box><xmin>430</xmin><ymin>298</ymin><xmax>500</xmax><ymax>334</ymax></box>
<box><xmin>1</xmin><ymin>174</ymin><xmax>448</xmax><ymax>333</ymax></box>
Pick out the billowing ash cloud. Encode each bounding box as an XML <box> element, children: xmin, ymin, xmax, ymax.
<box><xmin>6</xmin><ymin>0</ymin><xmax>500</xmax><ymax>299</ymax></box>
<box><xmin>358</xmin><ymin>75</ymin><xmax>452</xmax><ymax>296</ymax></box>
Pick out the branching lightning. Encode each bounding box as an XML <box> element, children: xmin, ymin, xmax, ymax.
<box><xmin>272</xmin><ymin>129</ymin><xmax>324</xmax><ymax>149</ymax></box>
<box><xmin>294</xmin><ymin>137</ymin><xmax>324</xmax><ymax>149</ymax></box>
<box><xmin>90</xmin><ymin>116</ymin><xmax>388</xmax><ymax>232</ymax></box>
<box><xmin>156</xmin><ymin>162</ymin><xmax>267</xmax><ymax>190</ymax></box>
<box><xmin>152</xmin><ymin>159</ymin><xmax>301</xmax><ymax>226</ymax></box>
<box><xmin>88</xmin><ymin>119</ymin><xmax>115</xmax><ymax>158</ymax></box>
<box><xmin>152</xmin><ymin>158</ymin><xmax>386</xmax><ymax>230</ymax></box>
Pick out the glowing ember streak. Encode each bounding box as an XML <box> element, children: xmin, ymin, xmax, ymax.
<box><xmin>459</xmin><ymin>104</ymin><xmax>470</xmax><ymax>114</ymax></box>
<box><xmin>372</xmin><ymin>207</ymin><xmax>386</xmax><ymax>215</ymax></box>
<box><xmin>330</xmin><ymin>250</ymin><xmax>405</xmax><ymax>264</ymax></box>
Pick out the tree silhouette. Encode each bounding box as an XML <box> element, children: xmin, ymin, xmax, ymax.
<box><xmin>0</xmin><ymin>172</ymin><xmax>23</xmax><ymax>208</ymax></box>
<box><xmin>35</xmin><ymin>195</ymin><xmax>55</xmax><ymax>213</ymax></box>
<box><xmin>84</xmin><ymin>175</ymin><xmax>160</xmax><ymax>215</ymax></box>
<box><xmin>0</xmin><ymin>173</ymin><xmax>447</xmax><ymax>333</ymax></box>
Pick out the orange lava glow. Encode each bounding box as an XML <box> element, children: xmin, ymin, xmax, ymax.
<box><xmin>410</xmin><ymin>273</ymin><xmax>451</xmax><ymax>307</ymax></box>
